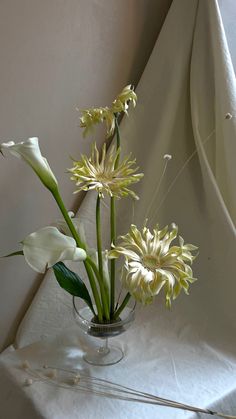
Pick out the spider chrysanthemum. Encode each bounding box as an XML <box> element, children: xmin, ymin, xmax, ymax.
<box><xmin>78</xmin><ymin>85</ymin><xmax>137</xmax><ymax>138</ymax></box>
<box><xmin>109</xmin><ymin>223</ymin><xmax>198</xmax><ymax>306</ymax></box>
<box><xmin>79</xmin><ymin>107</ymin><xmax>115</xmax><ymax>138</ymax></box>
<box><xmin>111</xmin><ymin>84</ymin><xmax>137</xmax><ymax>114</ymax></box>
<box><xmin>69</xmin><ymin>143</ymin><xmax>143</xmax><ymax>199</ymax></box>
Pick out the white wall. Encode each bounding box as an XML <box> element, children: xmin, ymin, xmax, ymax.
<box><xmin>219</xmin><ymin>0</ymin><xmax>236</xmax><ymax>72</ymax></box>
<box><xmin>0</xmin><ymin>0</ymin><xmax>172</xmax><ymax>350</ymax></box>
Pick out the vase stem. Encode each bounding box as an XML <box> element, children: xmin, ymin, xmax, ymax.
<box><xmin>98</xmin><ymin>338</ymin><xmax>110</xmax><ymax>355</ymax></box>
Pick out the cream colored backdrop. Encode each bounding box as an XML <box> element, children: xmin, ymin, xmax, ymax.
<box><xmin>0</xmin><ymin>0</ymin><xmax>172</xmax><ymax>350</ymax></box>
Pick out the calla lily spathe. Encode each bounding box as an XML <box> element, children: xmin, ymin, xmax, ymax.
<box><xmin>0</xmin><ymin>137</ymin><xmax>58</xmax><ymax>192</ymax></box>
<box><xmin>22</xmin><ymin>226</ymin><xmax>87</xmax><ymax>273</ymax></box>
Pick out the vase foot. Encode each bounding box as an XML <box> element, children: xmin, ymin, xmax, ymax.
<box><xmin>83</xmin><ymin>343</ymin><xmax>124</xmax><ymax>366</ymax></box>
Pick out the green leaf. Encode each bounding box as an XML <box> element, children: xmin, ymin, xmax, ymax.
<box><xmin>52</xmin><ymin>262</ymin><xmax>94</xmax><ymax>313</ymax></box>
<box><xmin>1</xmin><ymin>250</ymin><xmax>24</xmax><ymax>258</ymax></box>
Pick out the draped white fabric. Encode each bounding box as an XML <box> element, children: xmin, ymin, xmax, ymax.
<box><xmin>1</xmin><ymin>0</ymin><xmax>236</xmax><ymax>418</ymax></box>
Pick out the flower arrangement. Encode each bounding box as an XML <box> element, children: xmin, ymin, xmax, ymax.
<box><xmin>1</xmin><ymin>86</ymin><xmax>198</xmax><ymax>324</ymax></box>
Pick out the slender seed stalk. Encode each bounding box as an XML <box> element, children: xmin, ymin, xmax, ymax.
<box><xmin>110</xmin><ymin>114</ymin><xmax>120</xmax><ymax>316</ymax></box>
<box><xmin>96</xmin><ymin>195</ymin><xmax>110</xmax><ymax>320</ymax></box>
<box><xmin>52</xmin><ymin>189</ymin><xmax>103</xmax><ymax>322</ymax></box>
<box><xmin>113</xmin><ymin>292</ymin><xmax>131</xmax><ymax>320</ymax></box>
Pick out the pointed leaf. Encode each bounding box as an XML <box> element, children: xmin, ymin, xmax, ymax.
<box><xmin>52</xmin><ymin>262</ymin><xmax>94</xmax><ymax>313</ymax></box>
<box><xmin>1</xmin><ymin>250</ymin><xmax>24</xmax><ymax>258</ymax></box>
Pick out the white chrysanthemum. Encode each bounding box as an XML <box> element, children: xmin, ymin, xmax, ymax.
<box><xmin>78</xmin><ymin>85</ymin><xmax>137</xmax><ymax>137</ymax></box>
<box><xmin>109</xmin><ymin>223</ymin><xmax>198</xmax><ymax>306</ymax></box>
<box><xmin>111</xmin><ymin>84</ymin><xmax>137</xmax><ymax>114</ymax></box>
<box><xmin>79</xmin><ymin>107</ymin><xmax>115</xmax><ymax>138</ymax></box>
<box><xmin>69</xmin><ymin>143</ymin><xmax>143</xmax><ymax>199</ymax></box>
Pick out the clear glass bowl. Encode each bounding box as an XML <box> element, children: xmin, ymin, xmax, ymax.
<box><xmin>73</xmin><ymin>299</ymin><xmax>135</xmax><ymax>366</ymax></box>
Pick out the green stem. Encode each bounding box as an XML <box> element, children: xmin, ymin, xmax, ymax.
<box><xmin>113</xmin><ymin>292</ymin><xmax>131</xmax><ymax>320</ymax></box>
<box><xmin>52</xmin><ymin>188</ymin><xmax>103</xmax><ymax>322</ymax></box>
<box><xmin>110</xmin><ymin>115</ymin><xmax>121</xmax><ymax>316</ymax></box>
<box><xmin>110</xmin><ymin>197</ymin><xmax>116</xmax><ymax>315</ymax></box>
<box><xmin>96</xmin><ymin>195</ymin><xmax>110</xmax><ymax>320</ymax></box>
<box><xmin>96</xmin><ymin>196</ymin><xmax>103</xmax><ymax>279</ymax></box>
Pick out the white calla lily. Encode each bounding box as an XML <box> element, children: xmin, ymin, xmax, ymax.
<box><xmin>22</xmin><ymin>226</ymin><xmax>86</xmax><ymax>273</ymax></box>
<box><xmin>0</xmin><ymin>137</ymin><xmax>58</xmax><ymax>192</ymax></box>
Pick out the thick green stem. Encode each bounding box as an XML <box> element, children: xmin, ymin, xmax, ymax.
<box><xmin>110</xmin><ymin>115</ymin><xmax>120</xmax><ymax>316</ymax></box>
<box><xmin>113</xmin><ymin>292</ymin><xmax>131</xmax><ymax>320</ymax></box>
<box><xmin>96</xmin><ymin>195</ymin><xmax>110</xmax><ymax>320</ymax></box>
<box><xmin>52</xmin><ymin>189</ymin><xmax>103</xmax><ymax>322</ymax></box>
<box><xmin>110</xmin><ymin>197</ymin><xmax>116</xmax><ymax>315</ymax></box>
<box><xmin>96</xmin><ymin>196</ymin><xmax>103</xmax><ymax>279</ymax></box>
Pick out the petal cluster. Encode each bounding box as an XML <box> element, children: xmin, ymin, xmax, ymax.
<box><xmin>109</xmin><ymin>224</ymin><xmax>198</xmax><ymax>306</ymax></box>
<box><xmin>111</xmin><ymin>84</ymin><xmax>137</xmax><ymax>114</ymax></box>
<box><xmin>79</xmin><ymin>85</ymin><xmax>136</xmax><ymax>138</ymax></box>
<box><xmin>80</xmin><ymin>107</ymin><xmax>115</xmax><ymax>138</ymax></box>
<box><xmin>69</xmin><ymin>143</ymin><xmax>143</xmax><ymax>199</ymax></box>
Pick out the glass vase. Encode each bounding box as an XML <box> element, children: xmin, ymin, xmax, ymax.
<box><xmin>73</xmin><ymin>299</ymin><xmax>135</xmax><ymax>366</ymax></box>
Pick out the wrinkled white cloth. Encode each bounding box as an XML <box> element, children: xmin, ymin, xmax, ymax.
<box><xmin>1</xmin><ymin>307</ymin><xmax>236</xmax><ymax>419</ymax></box>
<box><xmin>1</xmin><ymin>0</ymin><xmax>236</xmax><ymax>418</ymax></box>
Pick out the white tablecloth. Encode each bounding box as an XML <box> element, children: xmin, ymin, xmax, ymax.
<box><xmin>1</xmin><ymin>305</ymin><xmax>236</xmax><ymax>419</ymax></box>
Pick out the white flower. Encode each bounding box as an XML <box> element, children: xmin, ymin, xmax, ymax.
<box><xmin>163</xmin><ymin>154</ymin><xmax>172</xmax><ymax>161</ymax></box>
<box><xmin>109</xmin><ymin>223</ymin><xmax>198</xmax><ymax>306</ymax></box>
<box><xmin>111</xmin><ymin>85</ymin><xmax>137</xmax><ymax>114</ymax></box>
<box><xmin>78</xmin><ymin>85</ymin><xmax>137</xmax><ymax>137</ymax></box>
<box><xmin>79</xmin><ymin>107</ymin><xmax>115</xmax><ymax>138</ymax></box>
<box><xmin>22</xmin><ymin>226</ymin><xmax>86</xmax><ymax>273</ymax></box>
<box><xmin>69</xmin><ymin>143</ymin><xmax>143</xmax><ymax>199</ymax></box>
<box><xmin>0</xmin><ymin>137</ymin><xmax>58</xmax><ymax>192</ymax></box>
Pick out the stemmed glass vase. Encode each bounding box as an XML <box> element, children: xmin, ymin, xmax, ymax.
<box><xmin>73</xmin><ymin>299</ymin><xmax>135</xmax><ymax>366</ymax></box>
